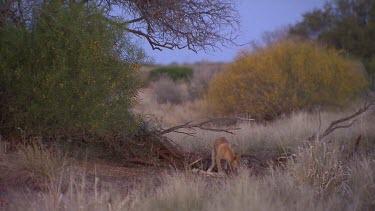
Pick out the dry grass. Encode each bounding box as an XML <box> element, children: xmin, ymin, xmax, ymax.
<box><xmin>135</xmin><ymin>62</ymin><xmax>223</xmax><ymax>126</ymax></box>
<box><xmin>0</xmin><ymin>140</ymin><xmax>9</xmax><ymax>155</ymax></box>
<box><xmin>3</xmin><ymin>70</ymin><xmax>375</xmax><ymax>210</ymax></box>
<box><xmin>8</xmin><ymin>164</ymin><xmax>373</xmax><ymax>211</ymax></box>
<box><xmin>205</xmin><ymin>170</ymin><xmax>345</xmax><ymax>211</ymax></box>
<box><xmin>135</xmin><ymin>76</ymin><xmax>374</xmax><ymax>155</ymax></box>
<box><xmin>289</xmin><ymin>141</ymin><xmax>350</xmax><ymax>197</ymax></box>
<box><xmin>130</xmin><ymin>83</ymin><xmax>375</xmax><ymax>210</ymax></box>
<box><xmin>137</xmin><ymin>174</ymin><xmax>208</xmax><ymax>211</ymax></box>
<box><xmin>6</xmin><ymin>172</ymin><xmax>134</xmax><ymax>211</ymax></box>
<box><xmin>149</xmin><ymin>77</ymin><xmax>190</xmax><ymax>104</ymax></box>
<box><xmin>135</xmin><ymin>87</ymin><xmax>208</xmax><ymax>126</ymax></box>
<box><xmin>347</xmin><ymin>157</ymin><xmax>375</xmax><ymax>210</ymax></box>
<box><xmin>126</xmin><ymin>93</ymin><xmax>375</xmax><ymax>210</ymax></box>
<box><xmin>165</xmin><ymin>108</ymin><xmax>374</xmax><ymax>155</ymax></box>
<box><xmin>4</xmin><ymin>129</ymin><xmax>375</xmax><ymax>211</ymax></box>
<box><xmin>0</xmin><ymin>142</ymin><xmax>71</xmax><ymax>189</ymax></box>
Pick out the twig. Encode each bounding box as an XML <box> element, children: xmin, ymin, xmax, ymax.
<box><xmin>157</xmin><ymin>149</ymin><xmax>173</xmax><ymax>162</ymax></box>
<box><xmin>189</xmin><ymin>157</ymin><xmax>203</xmax><ymax>167</ymax></box>
<box><xmin>191</xmin><ymin>169</ymin><xmax>222</xmax><ymax>177</ymax></box>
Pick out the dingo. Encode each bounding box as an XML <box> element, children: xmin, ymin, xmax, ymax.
<box><xmin>207</xmin><ymin>137</ymin><xmax>241</xmax><ymax>173</ymax></box>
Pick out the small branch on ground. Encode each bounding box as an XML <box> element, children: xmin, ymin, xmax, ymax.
<box><xmin>191</xmin><ymin>169</ymin><xmax>222</xmax><ymax>177</ymax></box>
<box><xmin>124</xmin><ymin>158</ymin><xmax>156</xmax><ymax>166</ymax></box>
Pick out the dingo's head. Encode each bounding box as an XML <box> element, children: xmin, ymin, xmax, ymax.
<box><xmin>229</xmin><ymin>153</ymin><xmax>242</xmax><ymax>171</ymax></box>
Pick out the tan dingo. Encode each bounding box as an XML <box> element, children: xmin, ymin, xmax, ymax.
<box><xmin>207</xmin><ymin>137</ymin><xmax>241</xmax><ymax>173</ymax></box>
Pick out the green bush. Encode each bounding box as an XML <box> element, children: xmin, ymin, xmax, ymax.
<box><xmin>0</xmin><ymin>2</ymin><xmax>146</xmax><ymax>138</ymax></box>
<box><xmin>207</xmin><ymin>40</ymin><xmax>369</xmax><ymax>119</ymax></box>
<box><xmin>149</xmin><ymin>66</ymin><xmax>193</xmax><ymax>81</ymax></box>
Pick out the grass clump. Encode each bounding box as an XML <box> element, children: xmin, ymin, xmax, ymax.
<box><xmin>289</xmin><ymin>141</ymin><xmax>350</xmax><ymax>197</ymax></box>
<box><xmin>0</xmin><ymin>142</ymin><xmax>71</xmax><ymax>189</ymax></box>
<box><xmin>347</xmin><ymin>157</ymin><xmax>375</xmax><ymax>210</ymax></box>
<box><xmin>138</xmin><ymin>174</ymin><xmax>208</xmax><ymax>211</ymax></box>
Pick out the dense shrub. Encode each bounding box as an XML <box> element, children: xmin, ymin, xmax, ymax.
<box><xmin>207</xmin><ymin>40</ymin><xmax>369</xmax><ymax>119</ymax></box>
<box><xmin>0</xmin><ymin>2</ymin><xmax>146</xmax><ymax>138</ymax></box>
<box><xmin>149</xmin><ymin>66</ymin><xmax>193</xmax><ymax>81</ymax></box>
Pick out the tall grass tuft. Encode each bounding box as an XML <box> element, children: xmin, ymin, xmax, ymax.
<box><xmin>289</xmin><ymin>141</ymin><xmax>350</xmax><ymax>197</ymax></box>
<box><xmin>347</xmin><ymin>157</ymin><xmax>375</xmax><ymax>210</ymax></box>
<box><xmin>137</xmin><ymin>173</ymin><xmax>209</xmax><ymax>211</ymax></box>
<box><xmin>0</xmin><ymin>142</ymin><xmax>71</xmax><ymax>189</ymax></box>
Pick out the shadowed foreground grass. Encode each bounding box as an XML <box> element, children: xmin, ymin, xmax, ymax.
<box><xmin>5</xmin><ymin>154</ymin><xmax>375</xmax><ymax>211</ymax></box>
<box><xmin>1</xmin><ymin>107</ymin><xmax>375</xmax><ymax>210</ymax></box>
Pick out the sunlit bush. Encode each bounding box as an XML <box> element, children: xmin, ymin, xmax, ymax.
<box><xmin>207</xmin><ymin>40</ymin><xmax>369</xmax><ymax>119</ymax></box>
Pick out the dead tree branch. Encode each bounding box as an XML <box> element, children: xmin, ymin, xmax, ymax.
<box><xmin>109</xmin><ymin>0</ymin><xmax>240</xmax><ymax>52</ymax></box>
<box><xmin>307</xmin><ymin>100</ymin><xmax>374</xmax><ymax>142</ymax></box>
<box><xmin>158</xmin><ymin>117</ymin><xmax>254</xmax><ymax>135</ymax></box>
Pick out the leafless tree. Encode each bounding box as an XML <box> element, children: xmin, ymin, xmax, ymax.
<box><xmin>3</xmin><ymin>0</ymin><xmax>239</xmax><ymax>51</ymax></box>
<box><xmin>0</xmin><ymin>0</ymin><xmax>23</xmax><ymax>27</ymax></box>
<box><xmin>99</xmin><ymin>0</ymin><xmax>240</xmax><ymax>52</ymax></box>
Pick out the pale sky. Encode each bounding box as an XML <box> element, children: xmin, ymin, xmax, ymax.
<box><xmin>140</xmin><ymin>0</ymin><xmax>328</xmax><ymax>64</ymax></box>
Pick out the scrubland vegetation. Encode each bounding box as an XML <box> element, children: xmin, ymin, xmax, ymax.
<box><xmin>1</xmin><ymin>0</ymin><xmax>375</xmax><ymax>210</ymax></box>
<box><xmin>3</xmin><ymin>53</ymin><xmax>374</xmax><ymax>210</ymax></box>
<box><xmin>1</xmin><ymin>108</ymin><xmax>375</xmax><ymax>210</ymax></box>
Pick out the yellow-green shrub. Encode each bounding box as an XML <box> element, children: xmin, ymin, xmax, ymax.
<box><xmin>207</xmin><ymin>41</ymin><xmax>368</xmax><ymax>119</ymax></box>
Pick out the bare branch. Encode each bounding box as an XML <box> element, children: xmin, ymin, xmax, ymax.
<box><xmin>123</xmin><ymin>16</ymin><xmax>144</xmax><ymax>24</ymax></box>
<box><xmin>4</xmin><ymin>0</ymin><xmax>239</xmax><ymax>51</ymax></box>
<box><xmin>159</xmin><ymin>117</ymin><xmax>253</xmax><ymax>135</ymax></box>
<box><xmin>307</xmin><ymin>100</ymin><xmax>374</xmax><ymax>142</ymax></box>
<box><xmin>110</xmin><ymin>0</ymin><xmax>240</xmax><ymax>51</ymax></box>
<box><xmin>171</xmin><ymin>130</ymin><xmax>196</xmax><ymax>137</ymax></box>
<box><xmin>192</xmin><ymin>169</ymin><xmax>221</xmax><ymax>177</ymax></box>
